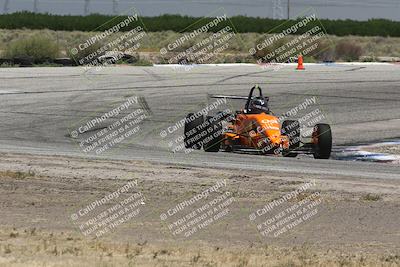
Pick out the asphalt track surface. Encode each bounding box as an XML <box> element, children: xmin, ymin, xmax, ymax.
<box><xmin>0</xmin><ymin>64</ymin><xmax>399</xmax><ymax>179</ymax></box>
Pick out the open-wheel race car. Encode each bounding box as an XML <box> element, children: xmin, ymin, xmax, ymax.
<box><xmin>184</xmin><ymin>85</ymin><xmax>332</xmax><ymax>159</ymax></box>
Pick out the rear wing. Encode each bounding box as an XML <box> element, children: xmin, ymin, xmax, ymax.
<box><xmin>208</xmin><ymin>94</ymin><xmax>249</xmax><ymax>100</ymax></box>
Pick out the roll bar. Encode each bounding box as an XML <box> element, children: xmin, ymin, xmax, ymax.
<box><xmin>245</xmin><ymin>85</ymin><xmax>264</xmax><ymax>112</ymax></box>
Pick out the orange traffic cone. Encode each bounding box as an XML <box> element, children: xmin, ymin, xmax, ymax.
<box><xmin>296</xmin><ymin>55</ymin><xmax>305</xmax><ymax>70</ymax></box>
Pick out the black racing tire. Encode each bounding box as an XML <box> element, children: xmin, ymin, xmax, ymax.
<box><xmin>224</xmin><ymin>146</ymin><xmax>233</xmax><ymax>152</ymax></box>
<box><xmin>203</xmin><ymin>116</ymin><xmax>222</xmax><ymax>152</ymax></box>
<box><xmin>184</xmin><ymin>113</ymin><xmax>204</xmax><ymax>149</ymax></box>
<box><xmin>281</xmin><ymin>120</ymin><xmax>300</xmax><ymax>157</ymax></box>
<box><xmin>312</xmin><ymin>123</ymin><xmax>332</xmax><ymax>159</ymax></box>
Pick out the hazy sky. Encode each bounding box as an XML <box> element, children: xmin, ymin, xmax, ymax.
<box><xmin>1</xmin><ymin>0</ymin><xmax>400</xmax><ymax>21</ymax></box>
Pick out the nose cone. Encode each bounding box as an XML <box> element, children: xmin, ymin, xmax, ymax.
<box><xmin>257</xmin><ymin>114</ymin><xmax>281</xmax><ymax>144</ymax></box>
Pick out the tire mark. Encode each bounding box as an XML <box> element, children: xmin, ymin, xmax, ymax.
<box><xmin>2</xmin><ymin>79</ymin><xmax>400</xmax><ymax>96</ymax></box>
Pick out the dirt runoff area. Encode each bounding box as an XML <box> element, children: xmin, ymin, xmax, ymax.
<box><xmin>0</xmin><ymin>152</ymin><xmax>399</xmax><ymax>267</ymax></box>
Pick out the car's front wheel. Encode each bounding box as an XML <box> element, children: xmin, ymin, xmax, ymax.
<box><xmin>282</xmin><ymin>120</ymin><xmax>300</xmax><ymax>157</ymax></box>
<box><xmin>312</xmin><ymin>123</ymin><xmax>332</xmax><ymax>159</ymax></box>
<box><xmin>184</xmin><ymin>113</ymin><xmax>204</xmax><ymax>149</ymax></box>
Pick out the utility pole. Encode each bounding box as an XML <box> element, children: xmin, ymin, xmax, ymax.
<box><xmin>287</xmin><ymin>0</ymin><xmax>290</xmax><ymax>19</ymax></box>
<box><xmin>273</xmin><ymin>0</ymin><xmax>284</xmax><ymax>19</ymax></box>
<box><xmin>3</xmin><ymin>0</ymin><xmax>9</xmax><ymax>13</ymax></box>
<box><xmin>33</xmin><ymin>0</ymin><xmax>38</xmax><ymax>13</ymax></box>
<box><xmin>112</xmin><ymin>0</ymin><xmax>119</xmax><ymax>15</ymax></box>
<box><xmin>84</xmin><ymin>0</ymin><xmax>90</xmax><ymax>15</ymax></box>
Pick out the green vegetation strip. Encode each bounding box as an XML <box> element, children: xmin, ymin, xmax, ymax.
<box><xmin>1</xmin><ymin>12</ymin><xmax>400</xmax><ymax>37</ymax></box>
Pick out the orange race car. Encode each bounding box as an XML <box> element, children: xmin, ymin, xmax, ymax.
<box><xmin>184</xmin><ymin>85</ymin><xmax>332</xmax><ymax>159</ymax></box>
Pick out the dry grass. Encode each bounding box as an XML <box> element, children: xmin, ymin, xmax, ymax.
<box><xmin>361</xmin><ymin>193</ymin><xmax>382</xmax><ymax>202</ymax></box>
<box><xmin>0</xmin><ymin>153</ymin><xmax>398</xmax><ymax>266</ymax></box>
<box><xmin>0</xmin><ymin>170</ymin><xmax>35</xmax><ymax>179</ymax></box>
<box><xmin>0</xmin><ymin>228</ymin><xmax>398</xmax><ymax>267</ymax></box>
<box><xmin>335</xmin><ymin>40</ymin><xmax>363</xmax><ymax>61</ymax></box>
<box><xmin>1</xmin><ymin>29</ymin><xmax>399</xmax><ymax>61</ymax></box>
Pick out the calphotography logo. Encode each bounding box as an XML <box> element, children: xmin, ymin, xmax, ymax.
<box><xmin>249</xmin><ymin>180</ymin><xmax>323</xmax><ymax>238</ymax></box>
<box><xmin>68</xmin><ymin>7</ymin><xmax>148</xmax><ymax>75</ymax></box>
<box><xmin>70</xmin><ymin>180</ymin><xmax>146</xmax><ymax>238</ymax></box>
<box><xmin>159</xmin><ymin>98</ymin><xmax>230</xmax><ymax>155</ymax></box>
<box><xmin>160</xmin><ymin>179</ymin><xmax>235</xmax><ymax>238</ymax></box>
<box><xmin>69</xmin><ymin>96</ymin><xmax>151</xmax><ymax>155</ymax></box>
<box><xmin>3</xmin><ymin>2</ymin><xmax>400</xmax><ymax>266</ymax></box>
<box><xmin>158</xmin><ymin>8</ymin><xmax>240</xmax><ymax>71</ymax></box>
<box><xmin>251</xmin><ymin>9</ymin><xmax>332</xmax><ymax>71</ymax></box>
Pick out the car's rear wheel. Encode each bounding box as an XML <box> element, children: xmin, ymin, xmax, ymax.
<box><xmin>203</xmin><ymin>116</ymin><xmax>222</xmax><ymax>152</ymax></box>
<box><xmin>312</xmin><ymin>123</ymin><xmax>332</xmax><ymax>159</ymax></box>
<box><xmin>184</xmin><ymin>113</ymin><xmax>204</xmax><ymax>149</ymax></box>
<box><xmin>282</xmin><ymin>120</ymin><xmax>300</xmax><ymax>157</ymax></box>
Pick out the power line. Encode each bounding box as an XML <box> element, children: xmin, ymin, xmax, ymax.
<box><xmin>3</xmin><ymin>0</ymin><xmax>10</xmax><ymax>13</ymax></box>
<box><xmin>112</xmin><ymin>0</ymin><xmax>118</xmax><ymax>15</ymax></box>
<box><xmin>84</xmin><ymin>0</ymin><xmax>90</xmax><ymax>15</ymax></box>
<box><xmin>273</xmin><ymin>0</ymin><xmax>284</xmax><ymax>19</ymax></box>
<box><xmin>3</xmin><ymin>0</ymin><xmax>400</xmax><ymax>17</ymax></box>
<box><xmin>33</xmin><ymin>0</ymin><xmax>38</xmax><ymax>13</ymax></box>
<box><xmin>8</xmin><ymin>0</ymin><xmax>400</xmax><ymax>8</ymax></box>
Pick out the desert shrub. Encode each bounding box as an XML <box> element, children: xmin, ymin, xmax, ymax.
<box><xmin>132</xmin><ymin>59</ymin><xmax>153</xmax><ymax>66</ymax></box>
<box><xmin>303</xmin><ymin>56</ymin><xmax>317</xmax><ymax>63</ymax></box>
<box><xmin>253</xmin><ymin>36</ymin><xmax>291</xmax><ymax>63</ymax></box>
<box><xmin>312</xmin><ymin>40</ymin><xmax>336</xmax><ymax>62</ymax></box>
<box><xmin>4</xmin><ymin>36</ymin><xmax>59</xmax><ymax>62</ymax></box>
<box><xmin>360</xmin><ymin>55</ymin><xmax>375</xmax><ymax>62</ymax></box>
<box><xmin>361</xmin><ymin>193</ymin><xmax>381</xmax><ymax>201</ymax></box>
<box><xmin>335</xmin><ymin>40</ymin><xmax>363</xmax><ymax>61</ymax></box>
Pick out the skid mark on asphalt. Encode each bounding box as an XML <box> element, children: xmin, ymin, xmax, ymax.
<box><xmin>346</xmin><ymin>67</ymin><xmax>367</xmax><ymax>71</ymax></box>
<box><xmin>141</xmin><ymin>68</ymin><xmax>164</xmax><ymax>81</ymax></box>
<box><xmin>3</xmin><ymin>78</ymin><xmax>400</xmax><ymax>96</ymax></box>
<box><xmin>282</xmin><ymin>92</ymin><xmax>400</xmax><ymax>103</ymax></box>
<box><xmin>213</xmin><ymin>70</ymin><xmax>273</xmax><ymax>84</ymax></box>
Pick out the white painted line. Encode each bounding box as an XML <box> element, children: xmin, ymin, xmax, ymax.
<box><xmin>154</xmin><ymin>62</ymin><xmax>394</xmax><ymax>68</ymax></box>
<box><xmin>0</xmin><ymin>90</ymin><xmax>20</xmax><ymax>94</ymax></box>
